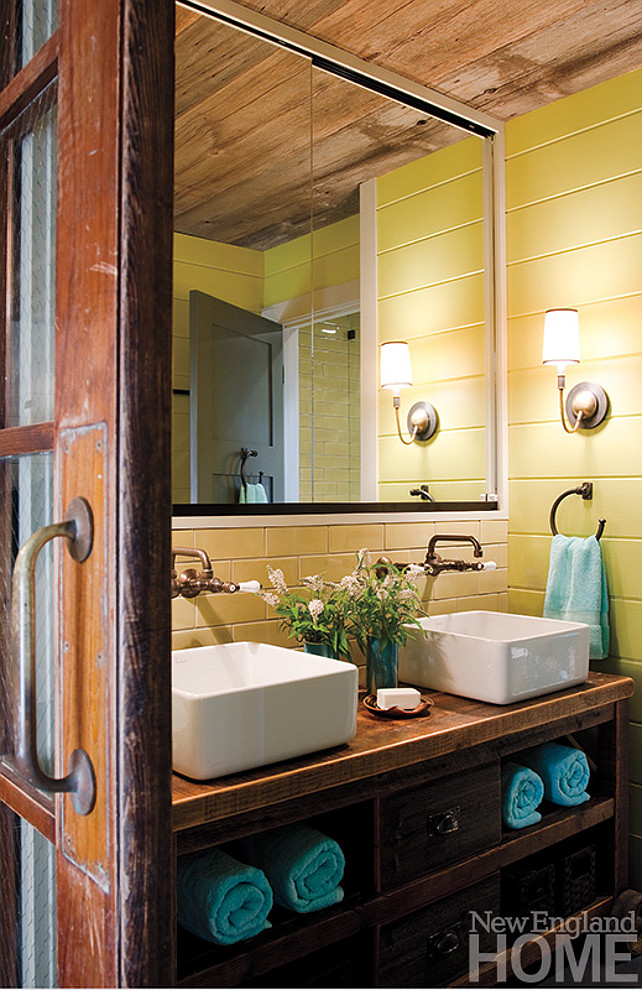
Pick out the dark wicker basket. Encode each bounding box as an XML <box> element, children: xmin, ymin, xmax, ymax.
<box><xmin>558</xmin><ymin>843</ymin><xmax>596</xmax><ymax>916</ymax></box>
<box><xmin>502</xmin><ymin>860</ymin><xmax>556</xmax><ymax>919</ymax></box>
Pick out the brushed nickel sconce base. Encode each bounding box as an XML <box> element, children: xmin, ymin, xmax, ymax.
<box><xmin>407</xmin><ymin>401</ymin><xmax>439</xmax><ymax>442</ymax></box>
<box><xmin>565</xmin><ymin>381</ymin><xmax>609</xmax><ymax>429</ymax></box>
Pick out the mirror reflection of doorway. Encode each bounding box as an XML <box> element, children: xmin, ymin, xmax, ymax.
<box><xmin>190</xmin><ymin>291</ymin><xmax>284</xmax><ymax>503</ymax></box>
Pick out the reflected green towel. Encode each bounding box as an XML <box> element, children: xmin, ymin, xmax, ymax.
<box><xmin>543</xmin><ymin>534</ymin><xmax>609</xmax><ymax>659</ymax></box>
<box><xmin>239</xmin><ymin>825</ymin><xmax>345</xmax><ymax>914</ymax></box>
<box><xmin>239</xmin><ymin>483</ymin><xmax>268</xmax><ymax>504</ymax></box>
<box><xmin>177</xmin><ymin>847</ymin><xmax>272</xmax><ymax>945</ymax></box>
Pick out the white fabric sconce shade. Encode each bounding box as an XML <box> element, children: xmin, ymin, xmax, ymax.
<box><xmin>542</xmin><ymin>308</ymin><xmax>580</xmax><ymax>371</ymax></box>
<box><xmin>379</xmin><ymin>340</ymin><xmax>438</xmax><ymax>445</ymax></box>
<box><xmin>542</xmin><ymin>307</ymin><xmax>609</xmax><ymax>433</ymax></box>
<box><xmin>380</xmin><ymin>341</ymin><xmax>413</xmax><ymax>393</ymax></box>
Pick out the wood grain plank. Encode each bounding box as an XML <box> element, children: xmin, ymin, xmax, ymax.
<box><xmin>0</xmin><ymin>764</ymin><xmax>55</xmax><ymax>841</ymax></box>
<box><xmin>0</xmin><ymin>422</ymin><xmax>54</xmax><ymax>456</ymax></box>
<box><xmin>175</xmin><ymin>798</ymin><xmax>614</xmax><ymax>987</ymax></box>
<box><xmin>117</xmin><ymin>0</ymin><xmax>175</xmax><ymax>985</ymax></box>
<box><xmin>171</xmin><ymin>673</ymin><xmax>633</xmax><ymax>830</ymax></box>
<box><xmin>173</xmin><ymin>0</ymin><xmax>642</xmax><ymax>248</ymax></box>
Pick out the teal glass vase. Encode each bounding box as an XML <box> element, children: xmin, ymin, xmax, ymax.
<box><xmin>365</xmin><ymin>637</ymin><xmax>398</xmax><ymax>695</ymax></box>
<box><xmin>304</xmin><ymin>641</ymin><xmax>338</xmax><ymax>659</ymax></box>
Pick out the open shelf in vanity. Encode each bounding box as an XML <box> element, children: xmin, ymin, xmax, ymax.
<box><xmin>171</xmin><ymin>672</ymin><xmax>633</xmax><ymax>988</ymax></box>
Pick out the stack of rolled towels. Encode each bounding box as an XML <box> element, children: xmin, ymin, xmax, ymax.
<box><xmin>501</xmin><ymin>742</ymin><xmax>591</xmax><ymax>830</ymax></box>
<box><xmin>177</xmin><ymin>824</ymin><xmax>345</xmax><ymax>945</ymax></box>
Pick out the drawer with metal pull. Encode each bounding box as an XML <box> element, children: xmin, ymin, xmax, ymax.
<box><xmin>378</xmin><ymin>762</ymin><xmax>501</xmax><ymax>889</ymax></box>
<box><xmin>378</xmin><ymin>873</ymin><xmax>501</xmax><ymax>987</ymax></box>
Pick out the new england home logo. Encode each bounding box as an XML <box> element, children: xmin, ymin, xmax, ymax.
<box><xmin>468</xmin><ymin>909</ymin><xmax>639</xmax><ymax>984</ymax></box>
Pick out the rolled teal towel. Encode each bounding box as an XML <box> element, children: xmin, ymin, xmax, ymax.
<box><xmin>521</xmin><ymin>742</ymin><xmax>590</xmax><ymax>807</ymax></box>
<box><xmin>501</xmin><ymin>762</ymin><xmax>544</xmax><ymax>829</ymax></box>
<box><xmin>239</xmin><ymin>825</ymin><xmax>345</xmax><ymax>914</ymax></box>
<box><xmin>543</xmin><ymin>534</ymin><xmax>609</xmax><ymax>659</ymax></box>
<box><xmin>177</xmin><ymin>847</ymin><xmax>272</xmax><ymax>945</ymax></box>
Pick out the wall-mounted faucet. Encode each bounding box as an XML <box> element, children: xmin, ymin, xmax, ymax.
<box><xmin>171</xmin><ymin>547</ymin><xmax>261</xmax><ymax>599</ymax></box>
<box><xmin>423</xmin><ymin>534</ymin><xmax>496</xmax><ymax>577</ymax></box>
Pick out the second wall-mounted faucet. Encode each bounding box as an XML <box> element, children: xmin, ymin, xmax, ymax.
<box><xmin>423</xmin><ymin>534</ymin><xmax>496</xmax><ymax>576</ymax></box>
<box><xmin>171</xmin><ymin>547</ymin><xmax>261</xmax><ymax>599</ymax></box>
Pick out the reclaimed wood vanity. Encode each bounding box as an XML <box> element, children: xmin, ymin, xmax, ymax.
<box><xmin>171</xmin><ymin>671</ymin><xmax>633</xmax><ymax>987</ymax></box>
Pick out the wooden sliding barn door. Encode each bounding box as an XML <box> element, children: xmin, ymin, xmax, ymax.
<box><xmin>0</xmin><ymin>1</ymin><xmax>174</xmax><ymax>985</ymax></box>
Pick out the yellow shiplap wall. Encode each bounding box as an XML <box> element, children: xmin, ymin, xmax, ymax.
<box><xmin>376</xmin><ymin>138</ymin><xmax>487</xmax><ymax>502</ymax></box>
<box><xmin>505</xmin><ymin>69</ymin><xmax>642</xmax><ymax>841</ymax></box>
<box><xmin>172</xmin><ymin>233</ymin><xmax>264</xmax><ymax>501</ymax></box>
<box><xmin>263</xmin><ymin>215</ymin><xmax>359</xmax><ymax>309</ymax></box>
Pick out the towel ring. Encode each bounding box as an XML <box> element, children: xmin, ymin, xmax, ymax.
<box><xmin>549</xmin><ymin>482</ymin><xmax>606</xmax><ymax>541</ymax></box>
<box><xmin>240</xmin><ymin>447</ymin><xmax>258</xmax><ymax>491</ymax></box>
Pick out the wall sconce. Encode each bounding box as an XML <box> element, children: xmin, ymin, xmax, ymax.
<box><xmin>380</xmin><ymin>341</ymin><xmax>438</xmax><ymax>445</ymax></box>
<box><xmin>542</xmin><ymin>309</ymin><xmax>609</xmax><ymax>433</ymax></box>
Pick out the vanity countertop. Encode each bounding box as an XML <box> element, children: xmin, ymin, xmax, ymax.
<box><xmin>171</xmin><ymin>671</ymin><xmax>633</xmax><ymax>832</ymax></box>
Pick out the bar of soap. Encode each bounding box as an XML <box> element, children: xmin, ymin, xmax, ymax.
<box><xmin>376</xmin><ymin>687</ymin><xmax>421</xmax><ymax>711</ymax></box>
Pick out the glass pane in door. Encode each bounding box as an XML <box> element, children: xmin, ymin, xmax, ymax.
<box><xmin>5</xmin><ymin>85</ymin><xmax>57</xmax><ymax>427</ymax></box>
<box><xmin>1</xmin><ymin>0</ymin><xmax>58</xmax><ymax>84</ymax></box>
<box><xmin>0</xmin><ymin>452</ymin><xmax>56</xmax><ymax>988</ymax></box>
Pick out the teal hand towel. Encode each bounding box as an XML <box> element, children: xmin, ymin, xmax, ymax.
<box><xmin>543</xmin><ymin>534</ymin><xmax>609</xmax><ymax>659</ymax></box>
<box><xmin>521</xmin><ymin>742</ymin><xmax>590</xmax><ymax>807</ymax></box>
<box><xmin>501</xmin><ymin>762</ymin><xmax>544</xmax><ymax>829</ymax></box>
<box><xmin>239</xmin><ymin>825</ymin><xmax>345</xmax><ymax>914</ymax></box>
<box><xmin>177</xmin><ymin>847</ymin><xmax>272</xmax><ymax>945</ymax></box>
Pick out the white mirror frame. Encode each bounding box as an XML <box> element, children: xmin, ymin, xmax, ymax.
<box><xmin>174</xmin><ymin>0</ymin><xmax>508</xmax><ymax>526</ymax></box>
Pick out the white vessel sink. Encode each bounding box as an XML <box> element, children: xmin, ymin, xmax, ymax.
<box><xmin>172</xmin><ymin>642</ymin><xmax>358</xmax><ymax>780</ymax></box>
<box><xmin>398</xmin><ymin>611</ymin><xmax>590</xmax><ymax>705</ymax></box>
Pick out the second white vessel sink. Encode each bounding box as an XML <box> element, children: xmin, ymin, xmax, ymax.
<box><xmin>172</xmin><ymin>641</ymin><xmax>358</xmax><ymax>780</ymax></box>
<box><xmin>398</xmin><ymin>611</ymin><xmax>590</xmax><ymax>705</ymax></box>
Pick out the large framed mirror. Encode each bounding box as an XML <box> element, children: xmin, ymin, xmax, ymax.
<box><xmin>173</xmin><ymin>0</ymin><xmax>506</xmax><ymax>516</ymax></box>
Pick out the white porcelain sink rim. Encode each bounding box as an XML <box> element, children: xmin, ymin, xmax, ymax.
<box><xmin>418</xmin><ymin>610</ymin><xmax>590</xmax><ymax>644</ymax></box>
<box><xmin>172</xmin><ymin>641</ymin><xmax>352</xmax><ymax>699</ymax></box>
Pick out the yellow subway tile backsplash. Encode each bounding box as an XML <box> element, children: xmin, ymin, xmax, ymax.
<box><xmin>385</xmin><ymin>522</ymin><xmax>435</xmax><ymax>551</ymax></box>
<box><xmin>234</xmin><ymin>556</ymin><xmax>297</xmax><ymax>588</ymax></box>
<box><xmin>328</xmin><ymin>525</ymin><xmax>384</xmax><ymax>554</ymax></box>
<box><xmin>196</xmin><ymin>592</ymin><xmax>265</xmax><ymax>628</ymax></box>
<box><xmin>232</xmin><ymin>620</ymin><xmax>293</xmax><ymax>649</ymax></box>
<box><xmin>266</xmin><ymin>526</ymin><xmax>328</xmax><ymax>557</ymax></box>
<box><xmin>171</xmin><ymin>626</ymin><xmax>233</xmax><ymax>650</ymax></box>
<box><xmin>195</xmin><ymin>527</ymin><xmax>265</xmax><ymax>560</ymax></box>
<box><xmin>299</xmin><ymin>553</ymin><xmax>371</xmax><ymax>583</ymax></box>
<box><xmin>171</xmin><ymin>596</ymin><xmax>195</xmax><ymax>631</ymax></box>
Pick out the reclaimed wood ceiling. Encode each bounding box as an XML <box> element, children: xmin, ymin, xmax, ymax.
<box><xmin>174</xmin><ymin>0</ymin><xmax>642</xmax><ymax>249</ymax></box>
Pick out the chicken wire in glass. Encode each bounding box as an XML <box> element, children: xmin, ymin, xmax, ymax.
<box><xmin>0</xmin><ymin>452</ymin><xmax>54</xmax><ymax>775</ymax></box>
<box><xmin>0</xmin><ymin>452</ymin><xmax>56</xmax><ymax>988</ymax></box>
<box><xmin>6</xmin><ymin>85</ymin><xmax>57</xmax><ymax>427</ymax></box>
<box><xmin>1</xmin><ymin>0</ymin><xmax>58</xmax><ymax>82</ymax></box>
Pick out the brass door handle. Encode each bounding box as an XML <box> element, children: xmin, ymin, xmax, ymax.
<box><xmin>8</xmin><ymin>497</ymin><xmax>96</xmax><ymax>816</ymax></box>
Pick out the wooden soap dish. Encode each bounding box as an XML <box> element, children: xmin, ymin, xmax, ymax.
<box><xmin>363</xmin><ymin>694</ymin><xmax>433</xmax><ymax>719</ymax></box>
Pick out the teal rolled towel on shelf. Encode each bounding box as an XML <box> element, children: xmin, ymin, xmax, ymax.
<box><xmin>501</xmin><ymin>762</ymin><xmax>544</xmax><ymax>829</ymax></box>
<box><xmin>239</xmin><ymin>824</ymin><xmax>345</xmax><ymax>914</ymax></box>
<box><xmin>177</xmin><ymin>847</ymin><xmax>272</xmax><ymax>945</ymax></box>
<box><xmin>543</xmin><ymin>534</ymin><xmax>609</xmax><ymax>659</ymax></box>
<box><xmin>521</xmin><ymin>742</ymin><xmax>590</xmax><ymax>807</ymax></box>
